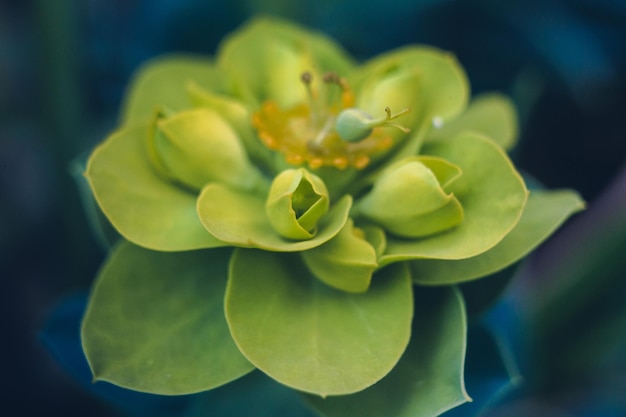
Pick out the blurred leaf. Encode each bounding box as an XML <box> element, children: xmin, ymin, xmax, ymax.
<box><xmin>122</xmin><ymin>57</ymin><xmax>226</xmax><ymax>125</ymax></box>
<box><xmin>307</xmin><ymin>286</ymin><xmax>469</xmax><ymax>417</ymax></box>
<box><xmin>410</xmin><ymin>190</ymin><xmax>584</xmax><ymax>285</ymax></box>
<box><xmin>82</xmin><ymin>242</ymin><xmax>254</xmax><ymax>395</ymax></box>
<box><xmin>226</xmin><ymin>250</ymin><xmax>413</xmax><ymax>396</ymax></box>
<box><xmin>70</xmin><ymin>155</ymin><xmax>121</xmax><ymax>250</ymax></box>
<box><xmin>425</xmin><ymin>93</ymin><xmax>518</xmax><ymax>150</ymax></box>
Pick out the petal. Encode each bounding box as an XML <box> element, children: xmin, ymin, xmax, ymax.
<box><xmin>411</xmin><ymin>190</ymin><xmax>585</xmax><ymax>285</ymax></box>
<box><xmin>265</xmin><ymin>169</ymin><xmax>330</xmax><ymax>240</ymax></box>
<box><xmin>225</xmin><ymin>249</ymin><xmax>413</xmax><ymax>396</ymax></box>
<box><xmin>196</xmin><ymin>183</ymin><xmax>351</xmax><ymax>252</ymax></box>
<box><xmin>351</xmin><ymin>47</ymin><xmax>469</xmax><ymax>158</ymax></box>
<box><xmin>122</xmin><ymin>57</ymin><xmax>227</xmax><ymax>125</ymax></box>
<box><xmin>425</xmin><ymin>93</ymin><xmax>519</xmax><ymax>150</ymax></box>
<box><xmin>85</xmin><ymin>123</ymin><xmax>225</xmax><ymax>251</ymax></box>
<box><xmin>81</xmin><ymin>242</ymin><xmax>254</xmax><ymax>395</ymax></box>
<box><xmin>301</xmin><ymin>219</ymin><xmax>378</xmax><ymax>293</ymax></box>
<box><xmin>306</xmin><ymin>286</ymin><xmax>469</xmax><ymax>417</ymax></box>
<box><xmin>217</xmin><ymin>17</ymin><xmax>354</xmax><ymax>107</ymax></box>
<box><xmin>380</xmin><ymin>132</ymin><xmax>528</xmax><ymax>265</ymax></box>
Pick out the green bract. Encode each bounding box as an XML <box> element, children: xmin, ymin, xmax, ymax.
<box><xmin>81</xmin><ymin>16</ymin><xmax>584</xmax><ymax>417</ymax></box>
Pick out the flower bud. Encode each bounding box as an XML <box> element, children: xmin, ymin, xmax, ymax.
<box><xmin>357</xmin><ymin>157</ymin><xmax>463</xmax><ymax>237</ymax></box>
<box><xmin>266</xmin><ymin>169</ymin><xmax>330</xmax><ymax>240</ymax></box>
<box><xmin>147</xmin><ymin>108</ymin><xmax>264</xmax><ymax>191</ymax></box>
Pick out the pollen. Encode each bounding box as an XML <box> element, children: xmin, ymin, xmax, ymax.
<box><xmin>251</xmin><ymin>72</ymin><xmax>402</xmax><ymax>171</ymax></box>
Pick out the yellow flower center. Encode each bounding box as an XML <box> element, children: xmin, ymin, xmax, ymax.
<box><xmin>252</xmin><ymin>72</ymin><xmax>408</xmax><ymax>170</ymax></box>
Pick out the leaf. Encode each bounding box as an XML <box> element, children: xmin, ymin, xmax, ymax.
<box><xmin>425</xmin><ymin>94</ymin><xmax>519</xmax><ymax>150</ymax></box>
<box><xmin>85</xmin><ymin>123</ymin><xmax>225</xmax><ymax>251</ymax></box>
<box><xmin>380</xmin><ymin>133</ymin><xmax>528</xmax><ymax>265</ymax></box>
<box><xmin>40</xmin><ymin>294</ymin><xmax>193</xmax><ymax>416</ymax></box>
<box><xmin>301</xmin><ymin>219</ymin><xmax>378</xmax><ymax>293</ymax></box>
<box><xmin>307</xmin><ymin>286</ymin><xmax>469</xmax><ymax>417</ymax></box>
<box><xmin>122</xmin><ymin>56</ymin><xmax>227</xmax><ymax>125</ymax></box>
<box><xmin>197</xmin><ymin>183</ymin><xmax>352</xmax><ymax>252</ymax></box>
<box><xmin>81</xmin><ymin>242</ymin><xmax>254</xmax><ymax>395</ymax></box>
<box><xmin>410</xmin><ymin>190</ymin><xmax>585</xmax><ymax>285</ymax></box>
<box><xmin>225</xmin><ymin>249</ymin><xmax>413</xmax><ymax>396</ymax></box>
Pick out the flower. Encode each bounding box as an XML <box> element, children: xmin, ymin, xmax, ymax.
<box><xmin>80</xmin><ymin>17</ymin><xmax>584</xmax><ymax>416</ymax></box>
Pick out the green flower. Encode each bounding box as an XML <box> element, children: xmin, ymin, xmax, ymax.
<box><xmin>81</xmin><ymin>17</ymin><xmax>584</xmax><ymax>416</ymax></box>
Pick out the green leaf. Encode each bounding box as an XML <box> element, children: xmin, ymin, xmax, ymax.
<box><xmin>425</xmin><ymin>93</ymin><xmax>519</xmax><ymax>150</ymax></box>
<box><xmin>380</xmin><ymin>133</ymin><xmax>528</xmax><ymax>265</ymax></box>
<box><xmin>122</xmin><ymin>56</ymin><xmax>227</xmax><ymax>125</ymax></box>
<box><xmin>86</xmin><ymin>124</ymin><xmax>226</xmax><ymax>251</ymax></box>
<box><xmin>411</xmin><ymin>190</ymin><xmax>585</xmax><ymax>285</ymax></box>
<box><xmin>307</xmin><ymin>286</ymin><xmax>469</xmax><ymax>417</ymax></box>
<box><xmin>301</xmin><ymin>219</ymin><xmax>378</xmax><ymax>293</ymax></box>
<box><xmin>81</xmin><ymin>242</ymin><xmax>254</xmax><ymax>395</ymax></box>
<box><xmin>197</xmin><ymin>183</ymin><xmax>352</xmax><ymax>252</ymax></box>
<box><xmin>225</xmin><ymin>249</ymin><xmax>413</xmax><ymax>396</ymax></box>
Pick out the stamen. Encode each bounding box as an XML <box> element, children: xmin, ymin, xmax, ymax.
<box><xmin>300</xmin><ymin>71</ymin><xmax>319</xmax><ymax>124</ymax></box>
<box><xmin>251</xmin><ymin>72</ymin><xmax>403</xmax><ymax>171</ymax></box>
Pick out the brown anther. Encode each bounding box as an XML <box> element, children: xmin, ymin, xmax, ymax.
<box><xmin>301</xmin><ymin>71</ymin><xmax>313</xmax><ymax>85</ymax></box>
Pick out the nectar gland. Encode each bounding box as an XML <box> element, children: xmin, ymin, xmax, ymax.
<box><xmin>252</xmin><ymin>71</ymin><xmax>411</xmax><ymax>170</ymax></box>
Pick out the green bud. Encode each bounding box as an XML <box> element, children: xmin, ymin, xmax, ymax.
<box><xmin>147</xmin><ymin>108</ymin><xmax>264</xmax><ymax>191</ymax></box>
<box><xmin>357</xmin><ymin>157</ymin><xmax>463</xmax><ymax>237</ymax></box>
<box><xmin>265</xmin><ymin>169</ymin><xmax>330</xmax><ymax>240</ymax></box>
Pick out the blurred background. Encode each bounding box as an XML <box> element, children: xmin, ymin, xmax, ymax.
<box><xmin>1</xmin><ymin>0</ymin><xmax>624</xmax><ymax>416</ymax></box>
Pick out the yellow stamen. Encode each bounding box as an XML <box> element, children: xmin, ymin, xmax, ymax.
<box><xmin>251</xmin><ymin>72</ymin><xmax>404</xmax><ymax>170</ymax></box>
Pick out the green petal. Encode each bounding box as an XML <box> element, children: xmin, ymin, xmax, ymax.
<box><xmin>122</xmin><ymin>56</ymin><xmax>227</xmax><ymax>125</ymax></box>
<box><xmin>380</xmin><ymin>133</ymin><xmax>528</xmax><ymax>265</ymax></box>
<box><xmin>351</xmin><ymin>47</ymin><xmax>469</xmax><ymax>158</ymax></box>
<box><xmin>301</xmin><ymin>219</ymin><xmax>378</xmax><ymax>293</ymax></box>
<box><xmin>81</xmin><ymin>242</ymin><xmax>254</xmax><ymax>395</ymax></box>
<box><xmin>307</xmin><ymin>286</ymin><xmax>469</xmax><ymax>417</ymax></box>
<box><xmin>85</xmin><ymin>124</ymin><xmax>225</xmax><ymax>251</ymax></box>
<box><xmin>217</xmin><ymin>17</ymin><xmax>354</xmax><ymax>108</ymax></box>
<box><xmin>265</xmin><ymin>168</ymin><xmax>330</xmax><ymax>240</ymax></box>
<box><xmin>425</xmin><ymin>93</ymin><xmax>519</xmax><ymax>150</ymax></box>
<box><xmin>197</xmin><ymin>183</ymin><xmax>351</xmax><ymax>252</ymax></box>
<box><xmin>411</xmin><ymin>190</ymin><xmax>585</xmax><ymax>285</ymax></box>
<box><xmin>225</xmin><ymin>249</ymin><xmax>413</xmax><ymax>396</ymax></box>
